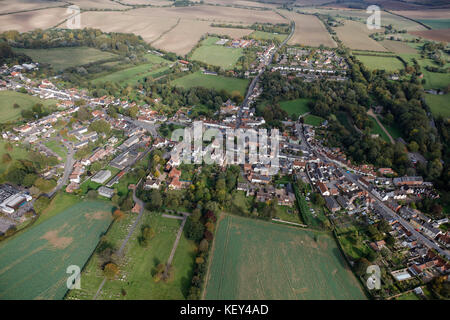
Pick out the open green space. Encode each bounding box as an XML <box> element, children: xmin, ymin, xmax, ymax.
<box><xmin>279</xmin><ymin>98</ymin><xmax>312</xmax><ymax>117</ymax></box>
<box><xmin>14</xmin><ymin>47</ymin><xmax>118</xmax><ymax>71</ymax></box>
<box><xmin>191</xmin><ymin>37</ymin><xmax>244</xmax><ymax>69</ymax></box>
<box><xmin>92</xmin><ymin>63</ymin><xmax>171</xmax><ymax>86</ymax></box>
<box><xmin>355</xmin><ymin>55</ymin><xmax>404</xmax><ymax>72</ymax></box>
<box><xmin>425</xmin><ymin>93</ymin><xmax>450</xmax><ymax>119</ymax></box>
<box><xmin>204</xmin><ymin>214</ymin><xmax>366</xmax><ymax>299</ymax></box>
<box><xmin>249</xmin><ymin>31</ymin><xmax>287</xmax><ymax>42</ymax></box>
<box><xmin>418</xmin><ymin>19</ymin><xmax>450</xmax><ymax>30</ymax></box>
<box><xmin>67</xmin><ymin>212</ymin><xmax>196</xmax><ymax>300</ymax></box>
<box><xmin>303</xmin><ymin>114</ymin><xmax>325</xmax><ymax>126</ymax></box>
<box><xmin>368</xmin><ymin>116</ymin><xmax>391</xmax><ymax>143</ymax></box>
<box><xmin>0</xmin><ymin>200</ymin><xmax>113</xmax><ymax>300</ymax></box>
<box><xmin>0</xmin><ymin>140</ymin><xmax>30</xmax><ymax>174</ymax></box>
<box><xmin>44</xmin><ymin>140</ymin><xmax>67</xmax><ymax>161</ymax></box>
<box><xmin>172</xmin><ymin>71</ymin><xmax>249</xmax><ymax>95</ymax></box>
<box><xmin>0</xmin><ymin>91</ymin><xmax>56</xmax><ymax>123</ymax></box>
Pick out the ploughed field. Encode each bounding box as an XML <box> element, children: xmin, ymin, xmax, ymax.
<box><xmin>204</xmin><ymin>215</ymin><xmax>366</xmax><ymax>300</ymax></box>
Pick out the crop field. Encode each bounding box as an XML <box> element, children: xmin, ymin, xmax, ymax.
<box><xmin>425</xmin><ymin>93</ymin><xmax>450</xmax><ymax>119</ymax></box>
<box><xmin>0</xmin><ymin>7</ymin><xmax>69</xmax><ymax>33</ymax></box>
<box><xmin>14</xmin><ymin>47</ymin><xmax>118</xmax><ymax>71</ymax></box>
<box><xmin>172</xmin><ymin>71</ymin><xmax>249</xmax><ymax>95</ymax></box>
<box><xmin>355</xmin><ymin>55</ymin><xmax>404</xmax><ymax>71</ymax></box>
<box><xmin>282</xmin><ymin>11</ymin><xmax>337</xmax><ymax>48</ymax></box>
<box><xmin>66</xmin><ymin>212</ymin><xmax>196</xmax><ymax>300</ymax></box>
<box><xmin>92</xmin><ymin>63</ymin><xmax>171</xmax><ymax>85</ymax></box>
<box><xmin>409</xmin><ymin>29</ymin><xmax>450</xmax><ymax>42</ymax></box>
<box><xmin>279</xmin><ymin>98</ymin><xmax>312</xmax><ymax>117</ymax></box>
<box><xmin>0</xmin><ymin>91</ymin><xmax>57</xmax><ymax>123</ymax></box>
<box><xmin>190</xmin><ymin>37</ymin><xmax>244</xmax><ymax>69</ymax></box>
<box><xmin>380</xmin><ymin>40</ymin><xmax>418</xmax><ymax>54</ymax></box>
<box><xmin>334</xmin><ymin>20</ymin><xmax>388</xmax><ymax>52</ymax></box>
<box><xmin>419</xmin><ymin>19</ymin><xmax>450</xmax><ymax>30</ymax></box>
<box><xmin>204</xmin><ymin>215</ymin><xmax>366</xmax><ymax>300</ymax></box>
<box><xmin>249</xmin><ymin>31</ymin><xmax>287</xmax><ymax>42</ymax></box>
<box><xmin>0</xmin><ymin>200</ymin><xmax>113</xmax><ymax>300</ymax></box>
<box><xmin>0</xmin><ymin>0</ymin><xmax>66</xmax><ymax>14</ymax></box>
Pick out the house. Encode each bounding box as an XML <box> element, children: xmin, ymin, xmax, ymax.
<box><xmin>378</xmin><ymin>168</ymin><xmax>394</xmax><ymax>176</ymax></box>
<box><xmin>169</xmin><ymin>177</ymin><xmax>182</xmax><ymax>190</ymax></box>
<box><xmin>91</xmin><ymin>170</ymin><xmax>111</xmax><ymax>184</ymax></box>
<box><xmin>168</xmin><ymin>167</ymin><xmax>181</xmax><ymax>179</ymax></box>
<box><xmin>325</xmin><ymin>196</ymin><xmax>340</xmax><ymax>212</ymax></box>
<box><xmin>317</xmin><ymin>182</ymin><xmax>330</xmax><ymax>196</ymax></box>
<box><xmin>98</xmin><ymin>186</ymin><xmax>114</xmax><ymax>198</ymax></box>
<box><xmin>249</xmin><ymin>174</ymin><xmax>271</xmax><ymax>184</ymax></box>
<box><xmin>143</xmin><ymin>179</ymin><xmax>160</xmax><ymax>190</ymax></box>
<box><xmin>370</xmin><ymin>240</ymin><xmax>386</xmax><ymax>251</ymax></box>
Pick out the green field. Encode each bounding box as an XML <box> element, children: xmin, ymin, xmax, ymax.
<box><xmin>0</xmin><ymin>140</ymin><xmax>30</xmax><ymax>174</ymax></box>
<box><xmin>14</xmin><ymin>47</ymin><xmax>118</xmax><ymax>71</ymax></box>
<box><xmin>66</xmin><ymin>212</ymin><xmax>196</xmax><ymax>300</ymax></box>
<box><xmin>249</xmin><ymin>31</ymin><xmax>287</xmax><ymax>42</ymax></box>
<box><xmin>92</xmin><ymin>63</ymin><xmax>171</xmax><ymax>86</ymax></box>
<box><xmin>0</xmin><ymin>200</ymin><xmax>113</xmax><ymax>300</ymax></box>
<box><xmin>204</xmin><ymin>214</ymin><xmax>366</xmax><ymax>300</ymax></box>
<box><xmin>191</xmin><ymin>37</ymin><xmax>244</xmax><ymax>69</ymax></box>
<box><xmin>425</xmin><ymin>93</ymin><xmax>450</xmax><ymax>119</ymax></box>
<box><xmin>0</xmin><ymin>91</ymin><xmax>56</xmax><ymax>123</ymax></box>
<box><xmin>304</xmin><ymin>114</ymin><xmax>325</xmax><ymax>126</ymax></box>
<box><xmin>355</xmin><ymin>55</ymin><xmax>404</xmax><ymax>72</ymax></box>
<box><xmin>172</xmin><ymin>71</ymin><xmax>249</xmax><ymax>95</ymax></box>
<box><xmin>279</xmin><ymin>98</ymin><xmax>312</xmax><ymax>117</ymax></box>
<box><xmin>418</xmin><ymin>19</ymin><xmax>450</xmax><ymax>30</ymax></box>
<box><xmin>44</xmin><ymin>140</ymin><xmax>67</xmax><ymax>161</ymax></box>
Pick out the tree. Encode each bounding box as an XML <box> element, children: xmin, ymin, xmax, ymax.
<box><xmin>103</xmin><ymin>263</ymin><xmax>119</xmax><ymax>279</ymax></box>
<box><xmin>140</xmin><ymin>226</ymin><xmax>155</xmax><ymax>247</ymax></box>
<box><xmin>89</xmin><ymin>119</ymin><xmax>111</xmax><ymax>135</ymax></box>
<box><xmin>149</xmin><ymin>190</ymin><xmax>162</xmax><ymax>210</ymax></box>
<box><xmin>34</xmin><ymin>196</ymin><xmax>51</xmax><ymax>214</ymax></box>
<box><xmin>2</xmin><ymin>153</ymin><xmax>12</xmax><ymax>164</ymax></box>
<box><xmin>112</xmin><ymin>209</ymin><xmax>124</xmax><ymax>220</ymax></box>
<box><xmin>33</xmin><ymin>178</ymin><xmax>56</xmax><ymax>193</ymax></box>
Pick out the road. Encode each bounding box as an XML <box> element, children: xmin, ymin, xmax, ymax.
<box><xmin>237</xmin><ymin>21</ymin><xmax>295</xmax><ymax>128</ymax></box>
<box><xmin>47</xmin><ymin>138</ymin><xmax>74</xmax><ymax>198</ymax></box>
<box><xmin>297</xmin><ymin>122</ymin><xmax>450</xmax><ymax>260</ymax></box>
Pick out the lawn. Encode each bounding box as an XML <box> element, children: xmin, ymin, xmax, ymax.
<box><xmin>204</xmin><ymin>214</ymin><xmax>366</xmax><ymax>299</ymax></box>
<box><xmin>355</xmin><ymin>55</ymin><xmax>404</xmax><ymax>72</ymax></box>
<box><xmin>92</xmin><ymin>63</ymin><xmax>171</xmax><ymax>86</ymax></box>
<box><xmin>172</xmin><ymin>71</ymin><xmax>249</xmax><ymax>95</ymax></box>
<box><xmin>0</xmin><ymin>91</ymin><xmax>56</xmax><ymax>123</ymax></box>
<box><xmin>279</xmin><ymin>98</ymin><xmax>312</xmax><ymax>117</ymax></box>
<box><xmin>66</xmin><ymin>212</ymin><xmax>196</xmax><ymax>300</ymax></box>
<box><xmin>14</xmin><ymin>47</ymin><xmax>118</xmax><ymax>71</ymax></box>
<box><xmin>0</xmin><ymin>140</ymin><xmax>29</xmax><ymax>174</ymax></box>
<box><xmin>425</xmin><ymin>93</ymin><xmax>450</xmax><ymax>119</ymax></box>
<box><xmin>368</xmin><ymin>116</ymin><xmax>391</xmax><ymax>143</ymax></box>
<box><xmin>249</xmin><ymin>31</ymin><xmax>287</xmax><ymax>42</ymax></box>
<box><xmin>303</xmin><ymin>114</ymin><xmax>325</xmax><ymax>126</ymax></box>
<box><xmin>44</xmin><ymin>140</ymin><xmax>67</xmax><ymax>161</ymax></box>
<box><xmin>191</xmin><ymin>37</ymin><xmax>244</xmax><ymax>69</ymax></box>
<box><xmin>0</xmin><ymin>200</ymin><xmax>113</xmax><ymax>300</ymax></box>
<box><xmin>34</xmin><ymin>192</ymin><xmax>81</xmax><ymax>225</ymax></box>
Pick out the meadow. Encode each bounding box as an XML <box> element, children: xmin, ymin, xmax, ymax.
<box><xmin>303</xmin><ymin>114</ymin><xmax>325</xmax><ymax>126</ymax></box>
<box><xmin>14</xmin><ymin>47</ymin><xmax>118</xmax><ymax>71</ymax></box>
<box><xmin>0</xmin><ymin>140</ymin><xmax>29</xmax><ymax>174</ymax></box>
<box><xmin>0</xmin><ymin>200</ymin><xmax>113</xmax><ymax>300</ymax></box>
<box><xmin>425</xmin><ymin>93</ymin><xmax>450</xmax><ymax>119</ymax></box>
<box><xmin>355</xmin><ymin>55</ymin><xmax>404</xmax><ymax>72</ymax></box>
<box><xmin>368</xmin><ymin>116</ymin><xmax>391</xmax><ymax>143</ymax></box>
<box><xmin>0</xmin><ymin>91</ymin><xmax>57</xmax><ymax>123</ymax></box>
<box><xmin>92</xmin><ymin>63</ymin><xmax>171</xmax><ymax>86</ymax></box>
<box><xmin>191</xmin><ymin>37</ymin><xmax>244</xmax><ymax>69</ymax></box>
<box><xmin>279</xmin><ymin>98</ymin><xmax>312</xmax><ymax>117</ymax></box>
<box><xmin>172</xmin><ymin>71</ymin><xmax>249</xmax><ymax>95</ymax></box>
<box><xmin>66</xmin><ymin>212</ymin><xmax>196</xmax><ymax>300</ymax></box>
<box><xmin>204</xmin><ymin>215</ymin><xmax>366</xmax><ymax>300</ymax></box>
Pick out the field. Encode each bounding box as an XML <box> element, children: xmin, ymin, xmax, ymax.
<box><xmin>419</xmin><ymin>19</ymin><xmax>450</xmax><ymax>30</ymax></box>
<box><xmin>92</xmin><ymin>63</ymin><xmax>171</xmax><ymax>85</ymax></box>
<box><xmin>14</xmin><ymin>47</ymin><xmax>118</xmax><ymax>71</ymax></box>
<box><xmin>0</xmin><ymin>8</ymin><xmax>69</xmax><ymax>33</ymax></box>
<box><xmin>44</xmin><ymin>140</ymin><xmax>67</xmax><ymax>161</ymax></box>
<box><xmin>380</xmin><ymin>40</ymin><xmax>417</xmax><ymax>54</ymax></box>
<box><xmin>304</xmin><ymin>114</ymin><xmax>324</xmax><ymax>126</ymax></box>
<box><xmin>249</xmin><ymin>31</ymin><xmax>287</xmax><ymax>42</ymax></box>
<box><xmin>279</xmin><ymin>98</ymin><xmax>312</xmax><ymax>117</ymax></box>
<box><xmin>66</xmin><ymin>212</ymin><xmax>196</xmax><ymax>300</ymax></box>
<box><xmin>0</xmin><ymin>91</ymin><xmax>57</xmax><ymax>123</ymax></box>
<box><xmin>204</xmin><ymin>215</ymin><xmax>366</xmax><ymax>299</ymax></box>
<box><xmin>0</xmin><ymin>140</ymin><xmax>29</xmax><ymax>174</ymax></box>
<box><xmin>355</xmin><ymin>55</ymin><xmax>404</xmax><ymax>71</ymax></box>
<box><xmin>368</xmin><ymin>116</ymin><xmax>391</xmax><ymax>143</ymax></box>
<box><xmin>409</xmin><ymin>29</ymin><xmax>450</xmax><ymax>42</ymax></box>
<box><xmin>425</xmin><ymin>93</ymin><xmax>450</xmax><ymax>119</ymax></box>
<box><xmin>190</xmin><ymin>37</ymin><xmax>244</xmax><ymax>69</ymax></box>
<box><xmin>334</xmin><ymin>20</ymin><xmax>388</xmax><ymax>52</ymax></box>
<box><xmin>0</xmin><ymin>0</ymin><xmax>66</xmax><ymax>14</ymax></box>
<box><xmin>282</xmin><ymin>11</ymin><xmax>337</xmax><ymax>48</ymax></box>
<box><xmin>172</xmin><ymin>71</ymin><xmax>249</xmax><ymax>95</ymax></box>
<box><xmin>0</xmin><ymin>200</ymin><xmax>113</xmax><ymax>300</ymax></box>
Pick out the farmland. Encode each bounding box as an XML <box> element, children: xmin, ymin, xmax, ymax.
<box><xmin>279</xmin><ymin>98</ymin><xmax>312</xmax><ymax>117</ymax></box>
<box><xmin>409</xmin><ymin>29</ymin><xmax>450</xmax><ymax>42</ymax></box>
<box><xmin>0</xmin><ymin>8</ymin><xmax>69</xmax><ymax>33</ymax></box>
<box><xmin>190</xmin><ymin>37</ymin><xmax>244</xmax><ymax>69</ymax></box>
<box><xmin>204</xmin><ymin>215</ymin><xmax>366</xmax><ymax>300</ymax></box>
<box><xmin>14</xmin><ymin>47</ymin><xmax>119</xmax><ymax>71</ymax></box>
<box><xmin>66</xmin><ymin>212</ymin><xmax>196</xmax><ymax>300</ymax></box>
<box><xmin>172</xmin><ymin>71</ymin><xmax>249</xmax><ymax>95</ymax></box>
<box><xmin>425</xmin><ymin>93</ymin><xmax>450</xmax><ymax>119</ymax></box>
<box><xmin>0</xmin><ymin>200</ymin><xmax>113</xmax><ymax>300</ymax></box>
<box><xmin>380</xmin><ymin>40</ymin><xmax>418</xmax><ymax>54</ymax></box>
<box><xmin>0</xmin><ymin>91</ymin><xmax>57</xmax><ymax>123</ymax></box>
<box><xmin>282</xmin><ymin>11</ymin><xmax>337</xmax><ymax>48</ymax></box>
<box><xmin>334</xmin><ymin>20</ymin><xmax>388</xmax><ymax>52</ymax></box>
<box><xmin>249</xmin><ymin>31</ymin><xmax>287</xmax><ymax>42</ymax></box>
<box><xmin>92</xmin><ymin>63</ymin><xmax>171</xmax><ymax>86</ymax></box>
<box><xmin>354</xmin><ymin>55</ymin><xmax>404</xmax><ymax>72</ymax></box>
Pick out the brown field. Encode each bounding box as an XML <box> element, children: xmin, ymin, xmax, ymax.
<box><xmin>281</xmin><ymin>11</ymin><xmax>336</xmax><ymax>48</ymax></box>
<box><xmin>392</xmin><ymin>9</ymin><xmax>450</xmax><ymax>19</ymax></box>
<box><xmin>153</xmin><ymin>20</ymin><xmax>253</xmax><ymax>55</ymax></box>
<box><xmin>409</xmin><ymin>29</ymin><xmax>450</xmax><ymax>42</ymax></box>
<box><xmin>294</xmin><ymin>0</ymin><xmax>331</xmax><ymax>6</ymax></box>
<box><xmin>334</xmin><ymin>20</ymin><xmax>388</xmax><ymax>52</ymax></box>
<box><xmin>112</xmin><ymin>0</ymin><xmax>173</xmax><ymax>5</ymax></box>
<box><xmin>0</xmin><ymin>7</ymin><xmax>69</xmax><ymax>32</ymax></box>
<box><xmin>64</xmin><ymin>0</ymin><xmax>128</xmax><ymax>10</ymax></box>
<box><xmin>203</xmin><ymin>0</ymin><xmax>277</xmax><ymax>8</ymax></box>
<box><xmin>79</xmin><ymin>5</ymin><xmax>285</xmax><ymax>54</ymax></box>
<box><xmin>328</xmin><ymin>0</ymin><xmax>450</xmax><ymax>10</ymax></box>
<box><xmin>381</xmin><ymin>40</ymin><xmax>417</xmax><ymax>53</ymax></box>
<box><xmin>0</xmin><ymin>0</ymin><xmax>66</xmax><ymax>14</ymax></box>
